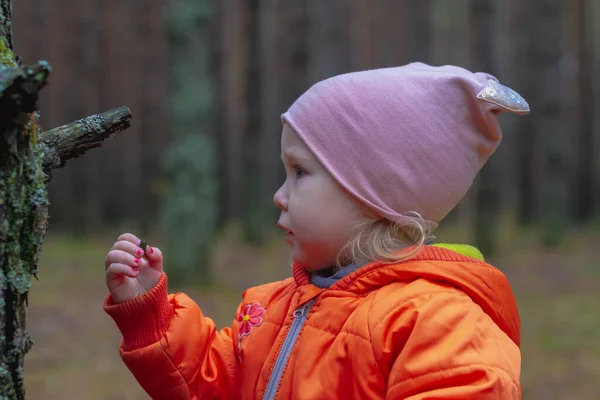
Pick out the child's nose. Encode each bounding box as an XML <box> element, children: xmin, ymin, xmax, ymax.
<box><xmin>273</xmin><ymin>185</ymin><xmax>288</xmax><ymax>211</ymax></box>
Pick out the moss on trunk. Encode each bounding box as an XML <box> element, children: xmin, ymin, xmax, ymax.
<box><xmin>0</xmin><ymin>21</ymin><xmax>48</xmax><ymax>396</ymax></box>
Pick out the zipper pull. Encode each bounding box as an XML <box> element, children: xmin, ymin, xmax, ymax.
<box><xmin>293</xmin><ymin>298</ymin><xmax>316</xmax><ymax>319</ymax></box>
<box><xmin>293</xmin><ymin>304</ymin><xmax>307</xmax><ymax>318</ymax></box>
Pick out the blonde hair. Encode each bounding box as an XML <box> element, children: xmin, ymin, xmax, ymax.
<box><xmin>337</xmin><ymin>211</ymin><xmax>435</xmax><ymax>268</ymax></box>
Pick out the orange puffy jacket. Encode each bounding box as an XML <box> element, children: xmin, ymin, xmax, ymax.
<box><xmin>104</xmin><ymin>245</ymin><xmax>521</xmax><ymax>399</ymax></box>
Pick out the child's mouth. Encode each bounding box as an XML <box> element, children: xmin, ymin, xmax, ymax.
<box><xmin>277</xmin><ymin>222</ymin><xmax>294</xmax><ymax>243</ymax></box>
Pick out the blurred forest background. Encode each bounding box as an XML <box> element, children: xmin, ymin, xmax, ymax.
<box><xmin>8</xmin><ymin>0</ymin><xmax>600</xmax><ymax>399</ymax></box>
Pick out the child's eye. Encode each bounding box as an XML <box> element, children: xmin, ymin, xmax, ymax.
<box><xmin>293</xmin><ymin>165</ymin><xmax>307</xmax><ymax>179</ymax></box>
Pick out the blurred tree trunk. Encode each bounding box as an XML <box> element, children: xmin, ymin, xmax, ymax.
<box><xmin>275</xmin><ymin>1</ymin><xmax>308</xmax><ymax>195</ymax></box>
<box><xmin>306</xmin><ymin>0</ymin><xmax>349</xmax><ymax>83</ymax></box>
<box><xmin>216</xmin><ymin>0</ymin><xmax>249</xmax><ymax>224</ymax></box>
<box><xmin>243</xmin><ymin>0</ymin><xmax>308</xmax><ymax>245</ymax></box>
<box><xmin>534</xmin><ymin>0</ymin><xmax>567</xmax><ymax>246</ymax></box>
<box><xmin>430</xmin><ymin>0</ymin><xmax>470</xmax><ymax>227</ymax></box>
<box><xmin>162</xmin><ymin>0</ymin><xmax>218</xmax><ymax>286</ymax></box>
<box><xmin>277</xmin><ymin>1</ymin><xmax>308</xmax><ymax>137</ymax></box>
<box><xmin>469</xmin><ymin>0</ymin><xmax>499</xmax><ymax>255</ymax></box>
<box><xmin>94</xmin><ymin>0</ymin><xmax>113</xmax><ymax>225</ymax></box>
<box><xmin>377</xmin><ymin>0</ymin><xmax>405</xmax><ymax>67</ymax></box>
<box><xmin>257</xmin><ymin>0</ymin><xmax>282</xmax><ymax>232</ymax></box>
<box><xmin>44</xmin><ymin>0</ymin><xmax>77</xmax><ymax>232</ymax></box>
<box><xmin>139</xmin><ymin>0</ymin><xmax>168</xmax><ymax>234</ymax></box>
<box><xmin>433</xmin><ymin>0</ymin><xmax>469</xmax><ymax>67</ymax></box>
<box><xmin>244</xmin><ymin>0</ymin><xmax>282</xmax><ymax>244</ymax></box>
<box><xmin>572</xmin><ymin>0</ymin><xmax>595</xmax><ymax>221</ymax></box>
<box><xmin>348</xmin><ymin>0</ymin><xmax>377</xmax><ymax>70</ymax></box>
<box><xmin>74</xmin><ymin>0</ymin><xmax>102</xmax><ymax>232</ymax></box>
<box><xmin>404</xmin><ymin>0</ymin><xmax>431</xmax><ymax>62</ymax></box>
<box><xmin>593</xmin><ymin>0</ymin><xmax>600</xmax><ymax>219</ymax></box>
<box><xmin>119</xmin><ymin>0</ymin><xmax>143</xmax><ymax>231</ymax></box>
<box><xmin>242</xmin><ymin>0</ymin><xmax>264</xmax><ymax>243</ymax></box>
<box><xmin>511</xmin><ymin>1</ymin><xmax>541</xmax><ymax>226</ymax></box>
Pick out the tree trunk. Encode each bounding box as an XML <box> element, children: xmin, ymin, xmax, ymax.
<box><xmin>348</xmin><ymin>0</ymin><xmax>377</xmax><ymax>70</ymax></box>
<box><xmin>572</xmin><ymin>0</ymin><xmax>595</xmax><ymax>221</ymax></box>
<box><xmin>216</xmin><ymin>0</ymin><xmax>250</xmax><ymax>224</ymax></box>
<box><xmin>243</xmin><ymin>0</ymin><xmax>308</xmax><ymax>245</ymax></box>
<box><xmin>162</xmin><ymin>0</ymin><xmax>218</xmax><ymax>286</ymax></box>
<box><xmin>535</xmin><ymin>0</ymin><xmax>567</xmax><ymax>247</ymax></box>
<box><xmin>377</xmin><ymin>0</ymin><xmax>405</xmax><ymax>67</ymax></box>
<box><xmin>306</xmin><ymin>0</ymin><xmax>349</xmax><ymax>83</ymax></box>
<box><xmin>139</xmin><ymin>0</ymin><xmax>168</xmax><ymax>235</ymax></box>
<box><xmin>593</xmin><ymin>0</ymin><xmax>600</xmax><ymax>220</ymax></box>
<box><xmin>469</xmin><ymin>0</ymin><xmax>500</xmax><ymax>256</ymax></box>
<box><xmin>242</xmin><ymin>0</ymin><xmax>264</xmax><ymax>244</ymax></box>
<box><xmin>511</xmin><ymin>0</ymin><xmax>541</xmax><ymax>226</ymax></box>
<box><xmin>432</xmin><ymin>0</ymin><xmax>469</xmax><ymax>67</ymax></box>
<box><xmin>277</xmin><ymin>0</ymin><xmax>308</xmax><ymax>187</ymax></box>
<box><xmin>0</xmin><ymin>2</ymin><xmax>131</xmax><ymax>396</ymax></box>
<box><xmin>258</xmin><ymin>0</ymin><xmax>285</xmax><ymax>236</ymax></box>
<box><xmin>404</xmin><ymin>0</ymin><xmax>432</xmax><ymax>62</ymax></box>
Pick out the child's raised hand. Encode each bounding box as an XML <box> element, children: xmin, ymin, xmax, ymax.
<box><xmin>104</xmin><ymin>233</ymin><xmax>164</xmax><ymax>304</ymax></box>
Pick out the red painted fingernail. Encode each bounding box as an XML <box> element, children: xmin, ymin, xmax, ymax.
<box><xmin>136</xmin><ymin>249</ymin><xmax>142</xmax><ymax>255</ymax></box>
<box><xmin>134</xmin><ymin>258</ymin><xmax>140</xmax><ymax>263</ymax></box>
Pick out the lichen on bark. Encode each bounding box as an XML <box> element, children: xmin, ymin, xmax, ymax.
<box><xmin>0</xmin><ymin>114</ymin><xmax>45</xmax><ymax>399</ymax></box>
<box><xmin>0</xmin><ymin>3</ymin><xmax>48</xmax><ymax>397</ymax></box>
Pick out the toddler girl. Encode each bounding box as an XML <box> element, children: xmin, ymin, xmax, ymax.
<box><xmin>104</xmin><ymin>63</ymin><xmax>529</xmax><ymax>399</ymax></box>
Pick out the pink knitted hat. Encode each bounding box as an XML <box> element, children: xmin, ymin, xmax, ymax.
<box><xmin>281</xmin><ymin>62</ymin><xmax>529</xmax><ymax>230</ymax></box>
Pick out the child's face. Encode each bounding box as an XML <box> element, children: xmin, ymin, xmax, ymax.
<box><xmin>274</xmin><ymin>124</ymin><xmax>367</xmax><ymax>270</ymax></box>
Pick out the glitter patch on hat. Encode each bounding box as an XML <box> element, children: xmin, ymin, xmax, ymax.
<box><xmin>477</xmin><ymin>79</ymin><xmax>530</xmax><ymax>114</ymax></box>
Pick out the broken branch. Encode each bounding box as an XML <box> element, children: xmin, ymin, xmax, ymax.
<box><xmin>39</xmin><ymin>106</ymin><xmax>132</xmax><ymax>171</ymax></box>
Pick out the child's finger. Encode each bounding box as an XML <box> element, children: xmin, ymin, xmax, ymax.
<box><xmin>117</xmin><ymin>232</ymin><xmax>141</xmax><ymax>246</ymax></box>
<box><xmin>112</xmin><ymin>240</ymin><xmax>146</xmax><ymax>258</ymax></box>
<box><xmin>144</xmin><ymin>245</ymin><xmax>163</xmax><ymax>270</ymax></box>
<box><xmin>105</xmin><ymin>249</ymin><xmax>144</xmax><ymax>270</ymax></box>
<box><xmin>106</xmin><ymin>263</ymin><xmax>139</xmax><ymax>281</ymax></box>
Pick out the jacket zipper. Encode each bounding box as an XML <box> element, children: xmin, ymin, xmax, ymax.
<box><xmin>262</xmin><ymin>297</ymin><xmax>318</xmax><ymax>400</ymax></box>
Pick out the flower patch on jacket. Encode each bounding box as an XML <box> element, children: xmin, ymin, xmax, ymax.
<box><xmin>238</xmin><ymin>302</ymin><xmax>265</xmax><ymax>337</ymax></box>
<box><xmin>237</xmin><ymin>303</ymin><xmax>265</xmax><ymax>361</ymax></box>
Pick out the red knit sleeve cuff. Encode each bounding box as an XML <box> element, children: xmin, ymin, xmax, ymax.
<box><xmin>103</xmin><ymin>273</ymin><xmax>173</xmax><ymax>351</ymax></box>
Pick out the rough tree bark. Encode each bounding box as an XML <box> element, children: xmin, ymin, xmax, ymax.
<box><xmin>0</xmin><ymin>1</ymin><xmax>131</xmax><ymax>397</ymax></box>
